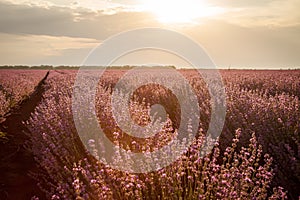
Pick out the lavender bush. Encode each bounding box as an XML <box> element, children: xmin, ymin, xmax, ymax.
<box><xmin>24</xmin><ymin>69</ymin><xmax>299</xmax><ymax>199</ymax></box>
<box><xmin>0</xmin><ymin>70</ymin><xmax>47</xmax><ymax>116</ymax></box>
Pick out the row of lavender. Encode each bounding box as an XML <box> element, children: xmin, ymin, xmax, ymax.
<box><xmin>193</xmin><ymin>70</ymin><xmax>299</xmax><ymax>198</ymax></box>
<box><xmin>0</xmin><ymin>70</ymin><xmax>48</xmax><ymax>117</ymax></box>
<box><xmin>25</xmin><ymin>69</ymin><xmax>299</xmax><ymax>199</ymax></box>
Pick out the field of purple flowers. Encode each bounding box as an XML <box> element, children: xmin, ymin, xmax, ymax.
<box><xmin>0</xmin><ymin>70</ymin><xmax>47</xmax><ymax>118</ymax></box>
<box><xmin>0</xmin><ymin>69</ymin><xmax>299</xmax><ymax>199</ymax></box>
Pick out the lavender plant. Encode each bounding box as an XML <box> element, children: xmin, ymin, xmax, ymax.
<box><xmin>24</xmin><ymin>69</ymin><xmax>298</xmax><ymax>199</ymax></box>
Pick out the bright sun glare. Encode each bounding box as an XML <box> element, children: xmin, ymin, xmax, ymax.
<box><xmin>142</xmin><ymin>0</ymin><xmax>223</xmax><ymax>24</ymax></box>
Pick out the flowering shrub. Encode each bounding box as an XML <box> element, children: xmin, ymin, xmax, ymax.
<box><xmin>0</xmin><ymin>91</ymin><xmax>9</xmax><ymax>118</ymax></box>
<box><xmin>23</xmin><ymin>69</ymin><xmax>300</xmax><ymax>199</ymax></box>
<box><xmin>182</xmin><ymin>70</ymin><xmax>299</xmax><ymax>197</ymax></box>
<box><xmin>0</xmin><ymin>70</ymin><xmax>48</xmax><ymax>116</ymax></box>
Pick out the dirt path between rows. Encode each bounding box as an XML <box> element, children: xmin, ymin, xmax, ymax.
<box><xmin>0</xmin><ymin>71</ymin><xmax>50</xmax><ymax>200</ymax></box>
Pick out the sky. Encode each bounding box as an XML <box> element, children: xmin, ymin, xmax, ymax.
<box><xmin>0</xmin><ymin>0</ymin><xmax>299</xmax><ymax>69</ymax></box>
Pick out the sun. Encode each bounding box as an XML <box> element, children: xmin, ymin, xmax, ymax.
<box><xmin>142</xmin><ymin>0</ymin><xmax>223</xmax><ymax>24</ymax></box>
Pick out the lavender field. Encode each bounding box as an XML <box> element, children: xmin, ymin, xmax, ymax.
<box><xmin>0</xmin><ymin>69</ymin><xmax>299</xmax><ymax>200</ymax></box>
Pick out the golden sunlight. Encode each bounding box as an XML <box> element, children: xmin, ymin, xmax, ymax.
<box><xmin>142</xmin><ymin>0</ymin><xmax>224</xmax><ymax>24</ymax></box>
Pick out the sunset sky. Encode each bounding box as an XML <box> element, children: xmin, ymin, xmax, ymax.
<box><xmin>0</xmin><ymin>0</ymin><xmax>299</xmax><ymax>68</ymax></box>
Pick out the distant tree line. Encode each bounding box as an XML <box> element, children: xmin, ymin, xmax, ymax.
<box><xmin>0</xmin><ymin>65</ymin><xmax>177</xmax><ymax>70</ymax></box>
<box><xmin>0</xmin><ymin>65</ymin><xmax>77</xmax><ymax>70</ymax></box>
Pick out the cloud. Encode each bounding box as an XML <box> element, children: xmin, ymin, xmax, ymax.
<box><xmin>0</xmin><ymin>0</ymin><xmax>299</xmax><ymax>68</ymax></box>
<box><xmin>210</xmin><ymin>0</ymin><xmax>275</xmax><ymax>8</ymax></box>
<box><xmin>0</xmin><ymin>0</ymin><xmax>160</xmax><ymax>65</ymax></box>
<box><xmin>0</xmin><ymin>33</ymin><xmax>99</xmax><ymax>65</ymax></box>
<box><xmin>213</xmin><ymin>0</ymin><xmax>300</xmax><ymax>27</ymax></box>
<box><xmin>183</xmin><ymin>20</ymin><xmax>300</xmax><ymax>68</ymax></box>
<box><xmin>2</xmin><ymin>0</ymin><xmax>300</xmax><ymax>28</ymax></box>
<box><xmin>0</xmin><ymin>0</ymin><xmax>159</xmax><ymax>39</ymax></box>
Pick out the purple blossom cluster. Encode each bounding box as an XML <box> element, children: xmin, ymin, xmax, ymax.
<box><xmin>22</xmin><ymin>69</ymin><xmax>299</xmax><ymax>199</ymax></box>
<box><xmin>0</xmin><ymin>70</ymin><xmax>48</xmax><ymax>116</ymax></box>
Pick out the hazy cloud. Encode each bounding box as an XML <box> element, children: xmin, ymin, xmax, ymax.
<box><xmin>184</xmin><ymin>20</ymin><xmax>300</xmax><ymax>68</ymax></box>
<box><xmin>0</xmin><ymin>0</ymin><xmax>299</xmax><ymax>68</ymax></box>
<box><xmin>213</xmin><ymin>0</ymin><xmax>300</xmax><ymax>27</ymax></box>
<box><xmin>0</xmin><ymin>1</ymin><xmax>158</xmax><ymax>39</ymax></box>
<box><xmin>0</xmin><ymin>33</ymin><xmax>99</xmax><ymax>65</ymax></box>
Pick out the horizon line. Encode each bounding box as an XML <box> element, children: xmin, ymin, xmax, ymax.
<box><xmin>0</xmin><ymin>65</ymin><xmax>299</xmax><ymax>70</ymax></box>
